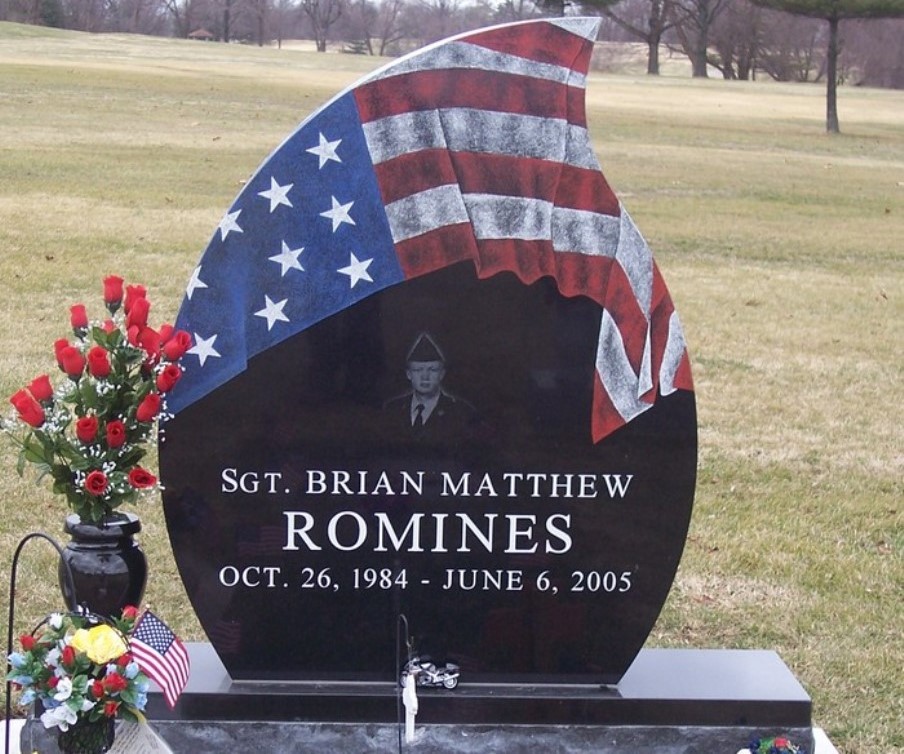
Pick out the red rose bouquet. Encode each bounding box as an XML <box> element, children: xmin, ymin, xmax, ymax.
<box><xmin>2</xmin><ymin>276</ymin><xmax>191</xmax><ymax>524</ymax></box>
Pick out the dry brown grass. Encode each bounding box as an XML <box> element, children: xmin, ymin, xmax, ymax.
<box><xmin>0</xmin><ymin>21</ymin><xmax>901</xmax><ymax>752</ymax></box>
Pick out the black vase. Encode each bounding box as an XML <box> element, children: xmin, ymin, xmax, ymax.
<box><xmin>57</xmin><ymin>715</ymin><xmax>115</xmax><ymax>754</ymax></box>
<box><xmin>59</xmin><ymin>512</ymin><xmax>148</xmax><ymax>618</ymax></box>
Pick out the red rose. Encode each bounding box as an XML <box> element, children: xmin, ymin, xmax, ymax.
<box><xmin>103</xmin><ymin>701</ymin><xmax>120</xmax><ymax>717</ymax></box>
<box><xmin>135</xmin><ymin>393</ymin><xmax>161</xmax><ymax>423</ymax></box>
<box><xmin>10</xmin><ymin>389</ymin><xmax>45</xmax><ymax>428</ymax></box>
<box><xmin>139</xmin><ymin>327</ymin><xmax>161</xmax><ymax>364</ymax></box>
<box><xmin>116</xmin><ymin>652</ymin><xmax>132</xmax><ymax>668</ymax></box>
<box><xmin>91</xmin><ymin>680</ymin><xmax>105</xmax><ymax>699</ymax></box>
<box><xmin>54</xmin><ymin>338</ymin><xmax>71</xmax><ymax>368</ymax></box>
<box><xmin>61</xmin><ymin>645</ymin><xmax>76</xmax><ymax>666</ymax></box>
<box><xmin>76</xmin><ymin>416</ymin><xmax>99</xmax><ymax>443</ymax></box>
<box><xmin>121</xmin><ymin>605</ymin><xmax>139</xmax><ymax>620</ymax></box>
<box><xmin>87</xmin><ymin>346</ymin><xmax>111</xmax><ymax>379</ymax></box>
<box><xmin>127</xmin><ymin>325</ymin><xmax>141</xmax><ymax>347</ymax></box>
<box><xmin>158</xmin><ymin>323</ymin><xmax>174</xmax><ymax>343</ymax></box>
<box><xmin>28</xmin><ymin>374</ymin><xmax>54</xmax><ymax>403</ymax></box>
<box><xmin>70</xmin><ymin>304</ymin><xmax>89</xmax><ymax>329</ymax></box>
<box><xmin>20</xmin><ymin>634</ymin><xmax>35</xmax><ymax>651</ymax></box>
<box><xmin>126</xmin><ymin>296</ymin><xmax>151</xmax><ymax>330</ymax></box>
<box><xmin>47</xmin><ymin>675</ymin><xmax>59</xmax><ymax>689</ymax></box>
<box><xmin>85</xmin><ymin>470</ymin><xmax>108</xmax><ymax>496</ymax></box>
<box><xmin>162</xmin><ymin>330</ymin><xmax>192</xmax><ymax>361</ymax></box>
<box><xmin>103</xmin><ymin>672</ymin><xmax>128</xmax><ymax>693</ymax></box>
<box><xmin>774</xmin><ymin>739</ymin><xmax>789</xmax><ymax>748</ymax></box>
<box><xmin>123</xmin><ymin>284</ymin><xmax>146</xmax><ymax>314</ymax></box>
<box><xmin>103</xmin><ymin>275</ymin><xmax>124</xmax><ymax>313</ymax></box>
<box><xmin>59</xmin><ymin>346</ymin><xmax>86</xmax><ymax>380</ymax></box>
<box><xmin>102</xmin><ymin>319</ymin><xmax>116</xmax><ymax>334</ymax></box>
<box><xmin>156</xmin><ymin>364</ymin><xmax>182</xmax><ymax>393</ymax></box>
<box><xmin>128</xmin><ymin>467</ymin><xmax>156</xmax><ymax>489</ymax></box>
<box><xmin>70</xmin><ymin>304</ymin><xmax>89</xmax><ymax>333</ymax></box>
<box><xmin>106</xmin><ymin>420</ymin><xmax>126</xmax><ymax>448</ymax></box>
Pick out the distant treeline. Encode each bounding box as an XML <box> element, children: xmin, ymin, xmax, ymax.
<box><xmin>1</xmin><ymin>0</ymin><xmax>901</xmax><ymax>88</ymax></box>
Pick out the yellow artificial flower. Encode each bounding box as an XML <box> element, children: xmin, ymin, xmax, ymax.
<box><xmin>69</xmin><ymin>625</ymin><xmax>128</xmax><ymax>664</ymax></box>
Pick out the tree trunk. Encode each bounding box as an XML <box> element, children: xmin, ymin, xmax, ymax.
<box><xmin>826</xmin><ymin>15</ymin><xmax>840</xmax><ymax>133</ymax></box>
<box><xmin>647</xmin><ymin>36</ymin><xmax>661</xmax><ymax>74</ymax></box>
<box><xmin>692</xmin><ymin>0</ymin><xmax>710</xmax><ymax>77</ymax></box>
<box><xmin>647</xmin><ymin>0</ymin><xmax>666</xmax><ymax>75</ymax></box>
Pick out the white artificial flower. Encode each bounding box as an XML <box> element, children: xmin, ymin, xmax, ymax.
<box><xmin>49</xmin><ymin>613</ymin><xmax>63</xmax><ymax>629</ymax></box>
<box><xmin>80</xmin><ymin>698</ymin><xmax>96</xmax><ymax>712</ymax></box>
<box><xmin>40</xmin><ymin>703</ymin><xmax>77</xmax><ymax>731</ymax></box>
<box><xmin>45</xmin><ymin>648</ymin><xmax>61</xmax><ymax>667</ymax></box>
<box><xmin>53</xmin><ymin>677</ymin><xmax>73</xmax><ymax>701</ymax></box>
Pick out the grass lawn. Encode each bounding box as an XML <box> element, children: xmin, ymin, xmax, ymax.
<box><xmin>0</xmin><ymin>21</ymin><xmax>901</xmax><ymax>753</ymax></box>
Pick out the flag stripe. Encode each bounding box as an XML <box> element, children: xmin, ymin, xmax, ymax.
<box><xmin>467</xmin><ymin>239</ymin><xmax>617</xmax><ymax>302</ymax></box>
<box><xmin>356</xmin><ymin>68</ymin><xmax>587</xmax><ymax>126</ymax></box>
<box><xmin>374</xmin><ymin>150</ymin><xmax>620</xmax><ymax>217</ymax></box>
<box><xmin>385</xmin><ymin>184</ymin><xmax>470</xmax><ymax>243</ymax></box>
<box><xmin>467</xmin><ymin>194</ymin><xmax>552</xmax><ymax>241</ymax></box>
<box><xmin>361</xmin><ymin>110</ymin><xmax>596</xmax><ymax>168</ymax></box>
<box><xmin>465</xmin><ymin>20</ymin><xmax>597</xmax><ymax>72</ymax></box>
<box><xmin>552</xmin><ymin>206</ymin><xmax>621</xmax><ymax>256</ymax></box>
<box><xmin>370</xmin><ymin>40</ymin><xmax>588</xmax><ymax>90</ymax></box>
<box><xmin>595</xmin><ymin>310</ymin><xmax>655</xmax><ymax>423</ymax></box>
<box><xmin>395</xmin><ymin>224</ymin><xmax>479</xmax><ymax>278</ymax></box>
<box><xmin>132</xmin><ymin>639</ymin><xmax>190</xmax><ymax>708</ymax></box>
<box><xmin>385</xmin><ymin>186</ymin><xmax>625</xmax><ymax>261</ymax></box>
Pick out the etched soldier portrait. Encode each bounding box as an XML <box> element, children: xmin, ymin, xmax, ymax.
<box><xmin>383</xmin><ymin>332</ymin><xmax>477</xmax><ymax>445</ymax></box>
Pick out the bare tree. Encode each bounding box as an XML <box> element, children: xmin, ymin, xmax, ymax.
<box><xmin>751</xmin><ymin>0</ymin><xmax>904</xmax><ymax>131</ymax></box>
<box><xmin>301</xmin><ymin>0</ymin><xmax>344</xmax><ymax>51</ymax></box>
<box><xmin>374</xmin><ymin>0</ymin><xmax>409</xmax><ymax>54</ymax></box>
<box><xmin>707</xmin><ymin>0</ymin><xmax>763</xmax><ymax>78</ymax></box>
<box><xmin>670</xmin><ymin>0</ymin><xmax>730</xmax><ymax>77</ymax></box>
<box><xmin>756</xmin><ymin>9</ymin><xmax>824</xmax><ymax>81</ymax></box>
<box><xmin>495</xmin><ymin>0</ymin><xmax>541</xmax><ymax>21</ymax></box>
<box><xmin>585</xmin><ymin>0</ymin><xmax>678</xmax><ymax>74</ymax></box>
<box><xmin>844</xmin><ymin>17</ymin><xmax>904</xmax><ymax>88</ymax></box>
<box><xmin>161</xmin><ymin>0</ymin><xmax>212</xmax><ymax>36</ymax></box>
<box><xmin>243</xmin><ymin>0</ymin><xmax>269</xmax><ymax>43</ymax></box>
<box><xmin>416</xmin><ymin>0</ymin><xmax>460</xmax><ymax>42</ymax></box>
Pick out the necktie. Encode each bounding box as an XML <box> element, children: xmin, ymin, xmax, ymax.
<box><xmin>414</xmin><ymin>403</ymin><xmax>425</xmax><ymax>427</ymax></box>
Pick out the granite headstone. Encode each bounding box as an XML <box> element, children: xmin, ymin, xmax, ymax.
<box><xmin>160</xmin><ymin>17</ymin><xmax>696</xmax><ymax>685</ymax></box>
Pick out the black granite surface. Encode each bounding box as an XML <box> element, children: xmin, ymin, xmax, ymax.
<box><xmin>146</xmin><ymin>644</ymin><xmax>811</xmax><ymax>728</ymax></box>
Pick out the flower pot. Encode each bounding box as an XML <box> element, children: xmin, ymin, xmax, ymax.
<box><xmin>58</xmin><ymin>512</ymin><xmax>147</xmax><ymax>618</ymax></box>
<box><xmin>57</xmin><ymin>716</ymin><xmax>115</xmax><ymax>754</ymax></box>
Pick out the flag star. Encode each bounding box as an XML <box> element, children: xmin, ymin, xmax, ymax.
<box><xmin>320</xmin><ymin>196</ymin><xmax>355</xmax><ymax>232</ymax></box>
<box><xmin>306</xmin><ymin>132</ymin><xmax>342</xmax><ymax>169</ymax></box>
<box><xmin>218</xmin><ymin>210</ymin><xmax>243</xmax><ymax>240</ymax></box>
<box><xmin>186</xmin><ymin>265</ymin><xmax>208</xmax><ymax>300</ymax></box>
<box><xmin>257</xmin><ymin>177</ymin><xmax>293</xmax><ymax>212</ymax></box>
<box><xmin>188</xmin><ymin>333</ymin><xmax>221</xmax><ymax>366</ymax></box>
<box><xmin>269</xmin><ymin>241</ymin><xmax>305</xmax><ymax>277</ymax></box>
<box><xmin>254</xmin><ymin>295</ymin><xmax>290</xmax><ymax>331</ymax></box>
<box><xmin>337</xmin><ymin>253</ymin><xmax>373</xmax><ymax>288</ymax></box>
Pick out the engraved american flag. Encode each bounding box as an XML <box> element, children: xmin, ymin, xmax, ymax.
<box><xmin>169</xmin><ymin>17</ymin><xmax>692</xmax><ymax>441</ymax></box>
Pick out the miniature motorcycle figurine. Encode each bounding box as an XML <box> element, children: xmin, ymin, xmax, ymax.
<box><xmin>400</xmin><ymin>656</ymin><xmax>460</xmax><ymax>689</ymax></box>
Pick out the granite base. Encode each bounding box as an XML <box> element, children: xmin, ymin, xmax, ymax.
<box><xmin>21</xmin><ymin>645</ymin><xmax>815</xmax><ymax>753</ymax></box>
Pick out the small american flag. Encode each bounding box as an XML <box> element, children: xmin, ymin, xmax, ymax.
<box><xmin>168</xmin><ymin>17</ymin><xmax>692</xmax><ymax>441</ymax></box>
<box><xmin>131</xmin><ymin>610</ymin><xmax>191</xmax><ymax>709</ymax></box>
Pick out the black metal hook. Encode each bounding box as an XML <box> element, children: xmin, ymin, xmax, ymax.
<box><xmin>5</xmin><ymin>532</ymin><xmax>78</xmax><ymax>754</ymax></box>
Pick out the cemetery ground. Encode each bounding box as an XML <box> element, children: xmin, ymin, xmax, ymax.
<box><xmin>0</xmin><ymin>20</ymin><xmax>901</xmax><ymax>754</ymax></box>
